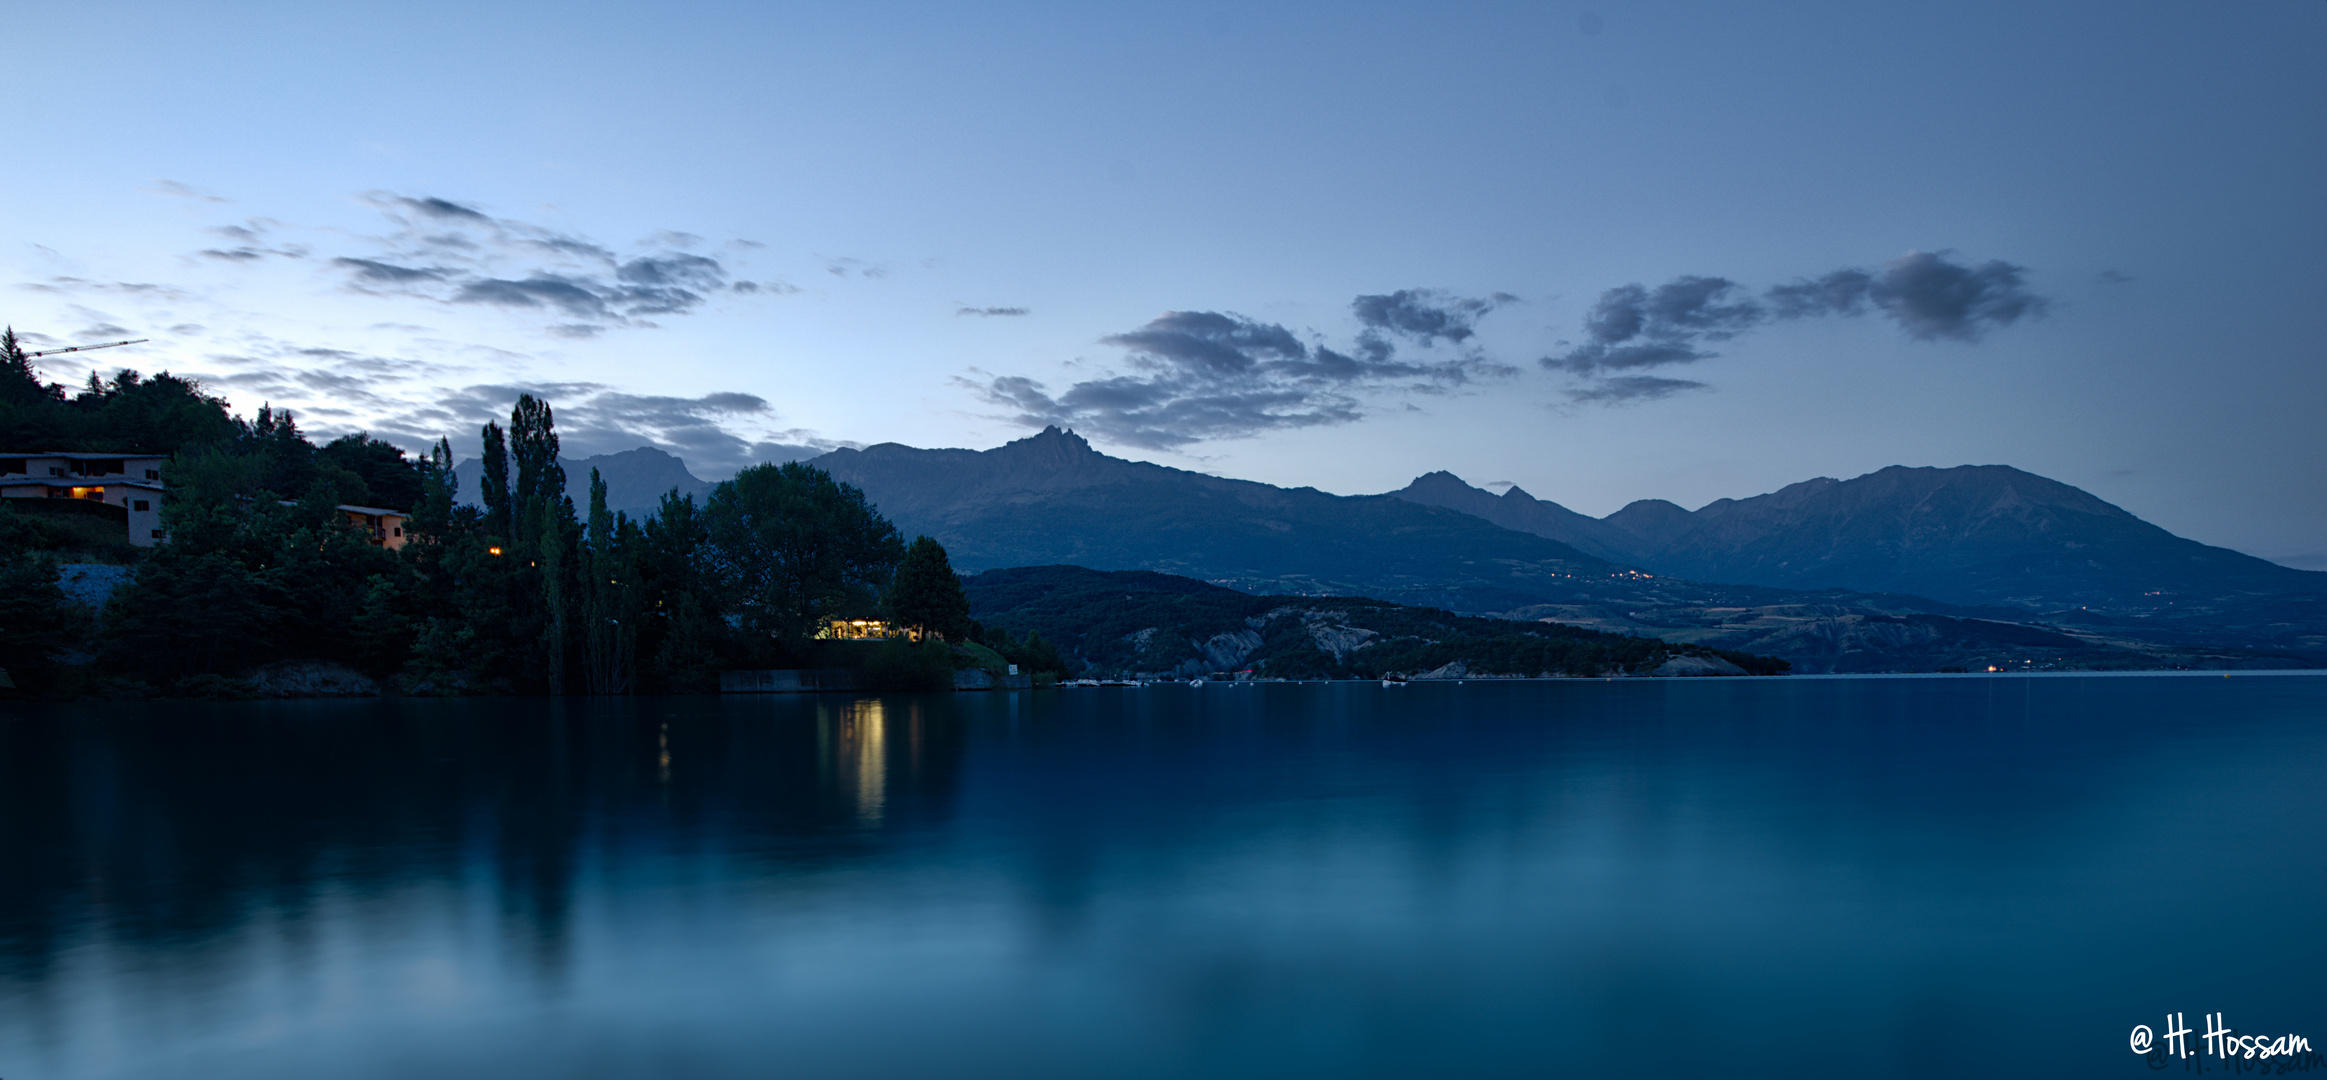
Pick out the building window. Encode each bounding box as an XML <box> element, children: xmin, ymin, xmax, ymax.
<box><xmin>133</xmin><ymin>500</ymin><xmax>150</xmax><ymax>512</ymax></box>
<box><xmin>392</xmin><ymin>527</ymin><xmax>402</xmax><ymax>536</ymax></box>
<box><xmin>151</xmin><ymin>529</ymin><xmax>166</xmax><ymax>539</ymax></box>
<box><xmin>145</xmin><ymin>469</ymin><xmax>159</xmax><ymax>480</ymax></box>
<box><xmin>49</xmin><ymin>467</ymin><xmax>64</xmax><ymax>477</ymax></box>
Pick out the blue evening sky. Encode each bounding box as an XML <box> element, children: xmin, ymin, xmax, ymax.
<box><xmin>6</xmin><ymin>1</ymin><xmax>2323</xmax><ymax>566</ymax></box>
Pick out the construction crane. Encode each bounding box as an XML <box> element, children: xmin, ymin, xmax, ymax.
<box><xmin>27</xmin><ymin>337</ymin><xmax>147</xmax><ymax>358</ymax></box>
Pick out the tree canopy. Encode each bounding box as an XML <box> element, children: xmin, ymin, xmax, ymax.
<box><xmin>886</xmin><ymin>535</ymin><xmax>972</xmax><ymax>642</ymax></box>
<box><xmin>702</xmin><ymin>461</ymin><xmax>906</xmax><ymax>644</ymax></box>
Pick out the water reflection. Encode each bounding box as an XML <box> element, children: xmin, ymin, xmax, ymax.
<box><xmin>0</xmin><ymin>678</ymin><xmax>2321</xmax><ymax>1078</ymax></box>
<box><xmin>823</xmin><ymin>699</ymin><xmax>888</xmax><ymax>825</ymax></box>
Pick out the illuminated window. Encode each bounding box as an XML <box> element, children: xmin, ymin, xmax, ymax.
<box><xmin>818</xmin><ymin>619</ymin><xmax>899</xmax><ymax>640</ymax></box>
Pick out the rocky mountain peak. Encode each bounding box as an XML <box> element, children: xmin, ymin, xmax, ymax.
<box><xmin>993</xmin><ymin>425</ymin><xmax>1102</xmax><ymax>469</ymax></box>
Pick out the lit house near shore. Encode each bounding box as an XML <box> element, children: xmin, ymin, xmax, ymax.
<box><xmin>1</xmin><ymin>452</ymin><xmax>412</xmax><ymax>550</ymax></box>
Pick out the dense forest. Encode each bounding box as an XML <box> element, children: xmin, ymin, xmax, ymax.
<box><xmin>0</xmin><ymin>329</ymin><xmax>1065</xmax><ymax>697</ymax></box>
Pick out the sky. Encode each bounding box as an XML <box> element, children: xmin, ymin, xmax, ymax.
<box><xmin>6</xmin><ymin>1</ymin><xmax>2324</xmax><ymax>567</ymax></box>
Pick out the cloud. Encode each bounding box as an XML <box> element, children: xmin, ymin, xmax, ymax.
<box><xmin>966</xmin><ymin>290</ymin><xmax>1514</xmax><ymax>449</ymax></box>
<box><xmin>145</xmin><ymin>180</ymin><xmax>229</xmax><ymax>203</ymax></box>
<box><xmin>957</xmin><ymin>306</ymin><xmax>1030</xmax><ymax>317</ymax></box>
<box><xmin>393</xmin><ymin>195</ymin><xmax>490</xmax><ymax>221</ymax></box>
<box><xmin>1762</xmin><ymin>251</ymin><xmax>2045</xmax><ymax>340</ymax></box>
<box><xmin>20</xmin><ymin>278</ymin><xmax>194</xmax><ymax>302</ymax></box>
<box><xmin>1563</xmin><ymin>375</ymin><xmax>1707</xmax><ymax>404</ymax></box>
<box><xmin>332</xmin><ymin>257</ymin><xmax>451</xmax><ymax>285</ymax></box>
<box><xmin>1862</xmin><ymin>251</ymin><xmax>2047</xmax><ymax>340</ymax></box>
<box><xmin>1547</xmin><ymin>277</ymin><xmax>1762</xmax><ymax>376</ymax></box>
<box><xmin>1350</xmin><ymin>288</ymin><xmax>1507</xmax><ymax>359</ymax></box>
<box><xmin>168</xmin><ymin>335</ymin><xmax>827</xmax><ymax>480</ymax></box>
<box><xmin>290</xmin><ymin>193</ymin><xmax>776</xmax><ymax>334</ymax></box>
<box><xmin>1548</xmin><ymin>251</ymin><xmax>2047</xmax><ymax>403</ymax></box>
<box><xmin>453</xmin><ymin>276</ymin><xmax>609</xmax><ymax>318</ymax></box>
<box><xmin>360</xmin><ymin>381</ymin><xmax>828</xmax><ymax>477</ymax></box>
<box><xmin>822</xmin><ymin>256</ymin><xmax>890</xmax><ymax>279</ymax></box>
<box><xmin>1765</xmin><ymin>269</ymin><xmax>1875</xmax><ymax>319</ymax></box>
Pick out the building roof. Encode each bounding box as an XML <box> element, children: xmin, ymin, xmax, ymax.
<box><xmin>0</xmin><ymin>477</ymin><xmax>164</xmax><ymax>489</ymax></box>
<box><xmin>335</xmin><ymin>504</ymin><xmax>410</xmax><ymax>517</ymax></box>
<box><xmin>0</xmin><ymin>451</ymin><xmax>170</xmax><ymax>459</ymax></box>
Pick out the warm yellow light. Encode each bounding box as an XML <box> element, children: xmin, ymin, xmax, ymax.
<box><xmin>488</xmin><ymin>546</ymin><xmax>504</xmax><ymax>556</ymax></box>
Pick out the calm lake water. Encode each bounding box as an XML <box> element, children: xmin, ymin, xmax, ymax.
<box><xmin>2</xmin><ymin>675</ymin><xmax>2323</xmax><ymax>1078</ymax></box>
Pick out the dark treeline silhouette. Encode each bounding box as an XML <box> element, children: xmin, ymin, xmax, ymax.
<box><xmin>0</xmin><ymin>333</ymin><xmax>1063</xmax><ymax>696</ymax></box>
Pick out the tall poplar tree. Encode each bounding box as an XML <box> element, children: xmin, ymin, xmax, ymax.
<box><xmin>582</xmin><ymin>469</ymin><xmax>641</xmax><ymax>695</ymax></box>
<box><xmin>478</xmin><ymin>421</ymin><xmax>512</xmax><ymax>539</ymax></box>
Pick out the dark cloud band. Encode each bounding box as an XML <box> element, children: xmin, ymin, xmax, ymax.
<box><xmin>1548</xmin><ymin>250</ymin><xmax>2047</xmax><ymax>402</ymax></box>
<box><xmin>969</xmin><ymin>290</ymin><xmax>1514</xmax><ymax>449</ymax></box>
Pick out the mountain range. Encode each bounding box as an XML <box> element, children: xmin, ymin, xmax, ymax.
<box><xmin>459</xmin><ymin>429</ymin><xmax>2327</xmax><ymax>671</ymax></box>
<box><xmin>1389</xmin><ymin>466</ymin><xmax>2322</xmax><ymax>615</ymax></box>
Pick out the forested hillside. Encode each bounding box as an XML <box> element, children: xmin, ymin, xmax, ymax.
<box><xmin>965</xmin><ymin>565</ymin><xmax>1788</xmax><ymax>680</ymax></box>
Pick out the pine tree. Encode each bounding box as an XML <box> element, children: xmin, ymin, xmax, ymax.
<box><xmin>0</xmin><ymin>327</ymin><xmax>51</xmax><ymax>407</ymax></box>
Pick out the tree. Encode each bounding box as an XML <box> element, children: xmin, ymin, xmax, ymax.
<box><xmin>581</xmin><ymin>469</ymin><xmax>642</xmax><ymax>695</ymax></box>
<box><xmin>0</xmin><ymin>327</ymin><xmax>54</xmax><ymax>408</ymax></box>
<box><xmin>1</xmin><ymin>325</ymin><xmax>58</xmax><ymax>409</ymax></box>
<box><xmin>0</xmin><ymin>505</ymin><xmax>88</xmax><ymax>693</ymax></box>
<box><xmin>640</xmin><ymin>489</ymin><xmax>723</xmax><ymax>692</ymax></box>
<box><xmin>886</xmin><ymin>535</ymin><xmax>972</xmax><ymax>642</ymax></box>
<box><xmin>701</xmin><ymin>461</ymin><xmax>905</xmax><ymax>648</ymax></box>
<box><xmin>509</xmin><ymin>394</ymin><xmax>565</xmax><ymax>536</ymax></box>
<box><xmin>318</xmin><ymin>433</ymin><xmax>424</xmax><ymax>510</ymax></box>
<box><xmin>244</xmin><ymin>405</ymin><xmax>318</xmax><ymax>496</ymax></box>
<box><xmin>478</xmin><ymin>420</ymin><xmax>512</xmax><ymax>539</ymax></box>
<box><xmin>411</xmin><ymin>438</ymin><xmax>458</xmax><ymax>543</ymax></box>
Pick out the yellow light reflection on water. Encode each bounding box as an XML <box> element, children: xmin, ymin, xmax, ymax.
<box><xmin>841</xmin><ymin>700</ymin><xmax>886</xmax><ymax>825</ymax></box>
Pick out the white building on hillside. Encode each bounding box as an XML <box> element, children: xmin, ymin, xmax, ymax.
<box><xmin>0</xmin><ymin>453</ymin><xmax>170</xmax><ymax>545</ymax></box>
<box><xmin>2</xmin><ymin>452</ymin><xmax>414</xmax><ymax>550</ymax></box>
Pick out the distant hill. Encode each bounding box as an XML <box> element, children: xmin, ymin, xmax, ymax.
<box><xmin>1389</xmin><ymin>471</ymin><xmax>1642</xmax><ymax>562</ymax></box>
<box><xmin>962</xmin><ymin>564</ymin><xmax>1786</xmax><ymax>679</ymax></box>
<box><xmin>1393</xmin><ymin>465</ymin><xmax>2327</xmax><ymax>617</ymax></box>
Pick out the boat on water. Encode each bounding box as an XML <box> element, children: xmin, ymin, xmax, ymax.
<box><xmin>1381</xmin><ymin>673</ymin><xmax>1409</xmax><ymax>688</ymax></box>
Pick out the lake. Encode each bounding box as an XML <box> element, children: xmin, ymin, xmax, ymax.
<box><xmin>3</xmin><ymin>675</ymin><xmax>2323</xmax><ymax>1077</ymax></box>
